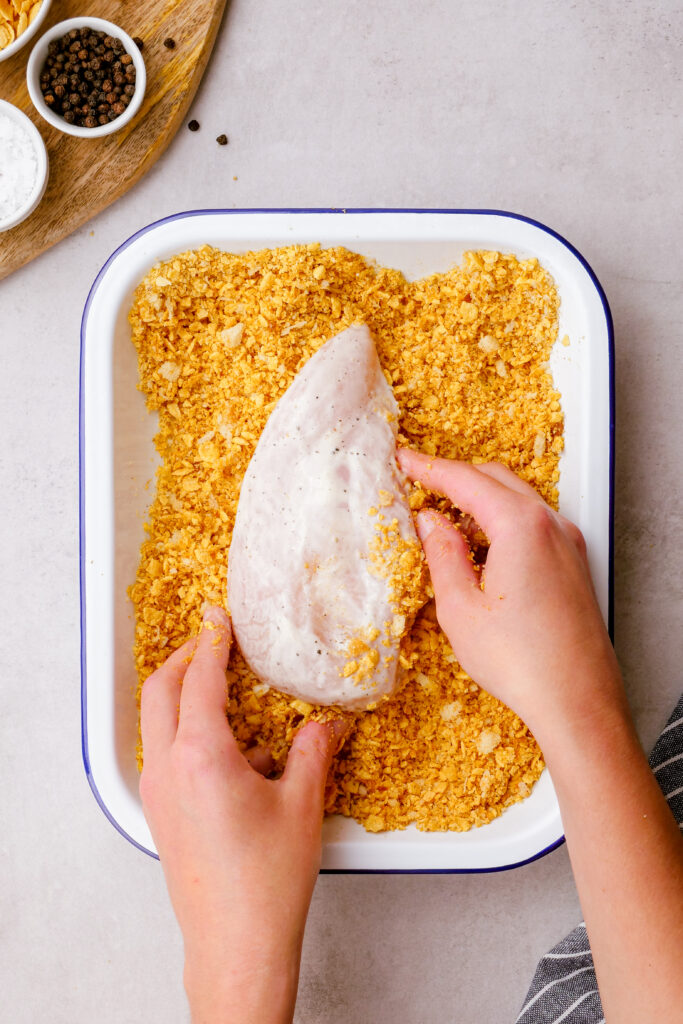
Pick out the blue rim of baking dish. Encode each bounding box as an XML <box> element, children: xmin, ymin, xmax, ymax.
<box><xmin>80</xmin><ymin>207</ymin><xmax>615</xmax><ymax>865</ymax></box>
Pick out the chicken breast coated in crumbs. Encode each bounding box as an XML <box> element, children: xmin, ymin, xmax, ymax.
<box><xmin>129</xmin><ymin>244</ymin><xmax>562</xmax><ymax>832</ymax></box>
<box><xmin>228</xmin><ymin>324</ymin><xmax>427</xmax><ymax>710</ymax></box>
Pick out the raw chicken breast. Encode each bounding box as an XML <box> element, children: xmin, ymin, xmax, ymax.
<box><xmin>227</xmin><ymin>323</ymin><xmax>423</xmax><ymax>710</ymax></box>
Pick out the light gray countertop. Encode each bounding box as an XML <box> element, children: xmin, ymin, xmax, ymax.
<box><xmin>2</xmin><ymin>2</ymin><xmax>681</xmax><ymax>1021</ymax></box>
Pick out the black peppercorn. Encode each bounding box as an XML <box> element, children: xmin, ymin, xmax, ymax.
<box><xmin>132</xmin><ymin>36</ymin><xmax>143</xmax><ymax>50</ymax></box>
<box><xmin>163</xmin><ymin>37</ymin><xmax>176</xmax><ymax>49</ymax></box>
<box><xmin>216</xmin><ymin>134</ymin><xmax>228</xmax><ymax>145</ymax></box>
<box><xmin>39</xmin><ymin>26</ymin><xmax>138</xmax><ymax>129</ymax></box>
<box><xmin>188</xmin><ymin>119</ymin><xmax>200</xmax><ymax>131</ymax></box>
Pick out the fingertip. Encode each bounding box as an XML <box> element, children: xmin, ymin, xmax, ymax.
<box><xmin>283</xmin><ymin>719</ymin><xmax>343</xmax><ymax>795</ymax></box>
<box><xmin>297</xmin><ymin>717</ymin><xmax>351</xmax><ymax>761</ymax></box>
<box><xmin>416</xmin><ymin>509</ymin><xmax>440</xmax><ymax>543</ymax></box>
<box><xmin>197</xmin><ymin>604</ymin><xmax>232</xmax><ymax>661</ymax></box>
<box><xmin>202</xmin><ymin>604</ymin><xmax>231</xmax><ymax>632</ymax></box>
<box><xmin>245</xmin><ymin>745</ymin><xmax>273</xmax><ymax>777</ymax></box>
<box><xmin>416</xmin><ymin>508</ymin><xmax>459</xmax><ymax>547</ymax></box>
<box><xmin>141</xmin><ymin>637</ymin><xmax>197</xmax><ymax>695</ymax></box>
<box><xmin>397</xmin><ymin>446</ymin><xmax>428</xmax><ymax>478</ymax></box>
<box><xmin>396</xmin><ymin>446</ymin><xmax>411</xmax><ymax>470</ymax></box>
<box><xmin>295</xmin><ymin>718</ymin><xmax>336</xmax><ymax>752</ymax></box>
<box><xmin>177</xmin><ymin>607</ymin><xmax>233</xmax><ymax>730</ymax></box>
<box><xmin>417</xmin><ymin>509</ymin><xmax>480</xmax><ymax>595</ymax></box>
<box><xmin>325</xmin><ymin>717</ymin><xmax>352</xmax><ymax>754</ymax></box>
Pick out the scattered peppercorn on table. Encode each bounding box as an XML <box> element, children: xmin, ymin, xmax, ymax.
<box><xmin>129</xmin><ymin>243</ymin><xmax>563</xmax><ymax>833</ymax></box>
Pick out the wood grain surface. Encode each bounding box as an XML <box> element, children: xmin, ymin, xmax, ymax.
<box><xmin>0</xmin><ymin>0</ymin><xmax>227</xmax><ymax>280</ymax></box>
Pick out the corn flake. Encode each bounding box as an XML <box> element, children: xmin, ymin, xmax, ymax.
<box><xmin>129</xmin><ymin>244</ymin><xmax>562</xmax><ymax>833</ymax></box>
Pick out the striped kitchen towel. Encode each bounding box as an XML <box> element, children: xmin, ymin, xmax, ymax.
<box><xmin>516</xmin><ymin>692</ymin><xmax>683</xmax><ymax>1024</ymax></box>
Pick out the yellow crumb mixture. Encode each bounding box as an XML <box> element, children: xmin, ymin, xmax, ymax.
<box><xmin>129</xmin><ymin>244</ymin><xmax>563</xmax><ymax>832</ymax></box>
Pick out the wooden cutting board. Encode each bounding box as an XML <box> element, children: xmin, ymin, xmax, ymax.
<box><xmin>0</xmin><ymin>0</ymin><xmax>227</xmax><ymax>280</ymax></box>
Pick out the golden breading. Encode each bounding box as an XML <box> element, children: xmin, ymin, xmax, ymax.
<box><xmin>128</xmin><ymin>244</ymin><xmax>562</xmax><ymax>832</ymax></box>
<box><xmin>0</xmin><ymin>0</ymin><xmax>41</xmax><ymax>48</ymax></box>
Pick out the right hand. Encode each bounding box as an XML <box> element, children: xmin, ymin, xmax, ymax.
<box><xmin>398</xmin><ymin>449</ymin><xmax>626</xmax><ymax>743</ymax></box>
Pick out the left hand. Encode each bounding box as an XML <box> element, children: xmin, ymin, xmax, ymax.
<box><xmin>139</xmin><ymin>605</ymin><xmax>347</xmax><ymax>1024</ymax></box>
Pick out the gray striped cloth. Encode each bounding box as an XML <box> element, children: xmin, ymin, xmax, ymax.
<box><xmin>517</xmin><ymin>692</ymin><xmax>683</xmax><ymax>1023</ymax></box>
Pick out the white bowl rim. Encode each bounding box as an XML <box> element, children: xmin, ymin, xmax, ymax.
<box><xmin>0</xmin><ymin>98</ymin><xmax>49</xmax><ymax>231</ymax></box>
<box><xmin>26</xmin><ymin>16</ymin><xmax>146</xmax><ymax>138</ymax></box>
<box><xmin>0</xmin><ymin>0</ymin><xmax>52</xmax><ymax>64</ymax></box>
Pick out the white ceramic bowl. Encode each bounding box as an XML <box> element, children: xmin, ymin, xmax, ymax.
<box><xmin>0</xmin><ymin>0</ymin><xmax>52</xmax><ymax>64</ymax></box>
<box><xmin>0</xmin><ymin>99</ymin><xmax>49</xmax><ymax>232</ymax></box>
<box><xmin>80</xmin><ymin>209</ymin><xmax>614</xmax><ymax>869</ymax></box>
<box><xmin>26</xmin><ymin>16</ymin><xmax>146</xmax><ymax>138</ymax></box>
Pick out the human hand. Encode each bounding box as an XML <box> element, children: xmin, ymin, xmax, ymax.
<box><xmin>398</xmin><ymin>450</ymin><xmax>626</xmax><ymax>746</ymax></box>
<box><xmin>139</xmin><ymin>605</ymin><xmax>347</xmax><ymax>1024</ymax></box>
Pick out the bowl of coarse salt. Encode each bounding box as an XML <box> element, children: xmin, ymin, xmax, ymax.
<box><xmin>0</xmin><ymin>99</ymin><xmax>48</xmax><ymax>232</ymax></box>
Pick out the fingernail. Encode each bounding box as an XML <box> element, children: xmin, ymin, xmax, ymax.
<box><xmin>329</xmin><ymin>718</ymin><xmax>351</xmax><ymax>753</ymax></box>
<box><xmin>203</xmin><ymin>604</ymin><xmax>230</xmax><ymax>628</ymax></box>
<box><xmin>245</xmin><ymin>745</ymin><xmax>273</xmax><ymax>776</ymax></box>
<box><xmin>416</xmin><ymin>510</ymin><xmax>438</xmax><ymax>542</ymax></box>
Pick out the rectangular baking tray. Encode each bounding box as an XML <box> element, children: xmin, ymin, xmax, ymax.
<box><xmin>80</xmin><ymin>209</ymin><xmax>614</xmax><ymax>870</ymax></box>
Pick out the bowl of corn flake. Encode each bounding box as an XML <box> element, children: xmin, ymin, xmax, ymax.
<box><xmin>0</xmin><ymin>0</ymin><xmax>50</xmax><ymax>62</ymax></box>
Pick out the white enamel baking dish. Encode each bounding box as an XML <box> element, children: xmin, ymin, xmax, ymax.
<box><xmin>80</xmin><ymin>209</ymin><xmax>614</xmax><ymax>870</ymax></box>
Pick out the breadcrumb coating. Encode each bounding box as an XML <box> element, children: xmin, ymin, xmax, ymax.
<box><xmin>129</xmin><ymin>244</ymin><xmax>562</xmax><ymax>832</ymax></box>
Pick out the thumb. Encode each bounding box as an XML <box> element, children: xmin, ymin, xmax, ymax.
<box><xmin>416</xmin><ymin>510</ymin><xmax>481</xmax><ymax>612</ymax></box>
<box><xmin>282</xmin><ymin>719</ymin><xmax>348</xmax><ymax>811</ymax></box>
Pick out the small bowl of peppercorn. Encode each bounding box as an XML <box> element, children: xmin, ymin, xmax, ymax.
<box><xmin>26</xmin><ymin>17</ymin><xmax>146</xmax><ymax>138</ymax></box>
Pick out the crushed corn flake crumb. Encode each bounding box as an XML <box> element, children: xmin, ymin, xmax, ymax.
<box><xmin>129</xmin><ymin>243</ymin><xmax>562</xmax><ymax>832</ymax></box>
